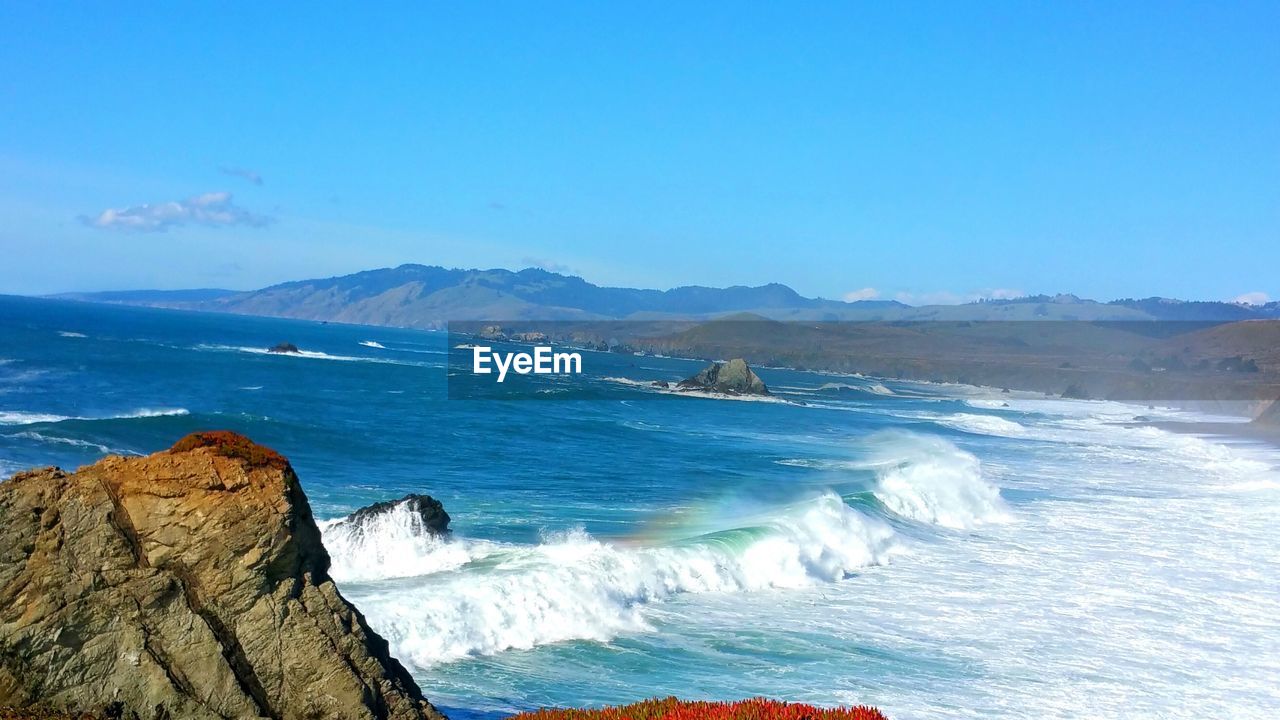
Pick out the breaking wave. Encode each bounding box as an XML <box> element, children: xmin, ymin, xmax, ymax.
<box><xmin>935</xmin><ymin>413</ymin><xmax>1027</xmax><ymax>438</ymax></box>
<box><xmin>194</xmin><ymin>344</ymin><xmax>433</xmax><ymax>367</ymax></box>
<box><xmin>817</xmin><ymin>381</ymin><xmax>896</xmax><ymax>396</ymax></box>
<box><xmin>0</xmin><ymin>408</ymin><xmax>189</xmax><ymax>426</ymax></box>
<box><xmin>328</xmin><ymin>491</ymin><xmax>898</xmax><ymax>665</ymax></box>
<box><xmin>359</xmin><ymin>340</ymin><xmax>387</xmax><ymax>349</ymax></box>
<box><xmin>3</xmin><ymin>431</ymin><xmax>118</xmax><ymax>454</ymax></box>
<box><xmin>602</xmin><ymin>377</ymin><xmax>791</xmax><ymax>403</ymax></box>
<box><xmin>865</xmin><ymin>432</ymin><xmax>1011</xmax><ymax>529</ymax></box>
<box><xmin>321</xmin><ymin>430</ymin><xmax>1013</xmax><ymax>666</ymax></box>
<box><xmin>320</xmin><ymin>503</ymin><xmax>496</xmax><ymax>582</ymax></box>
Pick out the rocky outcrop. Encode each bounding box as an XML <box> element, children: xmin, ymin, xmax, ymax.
<box><xmin>677</xmin><ymin>359</ymin><xmax>770</xmax><ymax>396</ymax></box>
<box><xmin>1061</xmin><ymin>383</ymin><xmax>1091</xmax><ymax>400</ymax></box>
<box><xmin>336</xmin><ymin>495</ymin><xmax>450</xmax><ymax>536</ymax></box>
<box><xmin>267</xmin><ymin>342</ymin><xmax>300</xmax><ymax>354</ymax></box>
<box><xmin>0</xmin><ymin>431</ymin><xmax>443</xmax><ymax>720</ymax></box>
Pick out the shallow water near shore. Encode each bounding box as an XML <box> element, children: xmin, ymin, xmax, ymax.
<box><xmin>3</xmin><ymin>295</ymin><xmax>1279</xmax><ymax>719</ymax></box>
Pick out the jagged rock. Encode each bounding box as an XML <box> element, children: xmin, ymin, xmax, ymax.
<box><xmin>1061</xmin><ymin>383</ymin><xmax>1090</xmax><ymax>400</ymax></box>
<box><xmin>266</xmin><ymin>342</ymin><xmax>300</xmax><ymax>354</ymax></box>
<box><xmin>651</xmin><ymin>380</ymin><xmax>670</xmax><ymax>389</ymax></box>
<box><xmin>677</xmin><ymin>359</ymin><xmax>770</xmax><ymax>396</ymax></box>
<box><xmin>0</xmin><ymin>431</ymin><xmax>443</xmax><ymax>720</ymax></box>
<box><xmin>338</xmin><ymin>494</ymin><xmax>450</xmax><ymax>535</ymax></box>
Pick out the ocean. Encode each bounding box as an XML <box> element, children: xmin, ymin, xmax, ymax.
<box><xmin>1</xmin><ymin>294</ymin><xmax>1277</xmax><ymax>719</ymax></box>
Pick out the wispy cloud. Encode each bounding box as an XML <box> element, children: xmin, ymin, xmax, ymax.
<box><xmin>521</xmin><ymin>256</ymin><xmax>577</xmax><ymax>275</ymax></box>
<box><xmin>82</xmin><ymin>192</ymin><xmax>273</xmax><ymax>232</ymax></box>
<box><xmin>219</xmin><ymin>165</ymin><xmax>264</xmax><ymax>185</ymax></box>
<box><xmin>1233</xmin><ymin>291</ymin><xmax>1270</xmax><ymax>306</ymax></box>
<box><xmin>842</xmin><ymin>287</ymin><xmax>880</xmax><ymax>302</ymax></box>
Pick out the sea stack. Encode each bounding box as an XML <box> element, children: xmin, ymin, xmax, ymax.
<box><xmin>677</xmin><ymin>358</ymin><xmax>770</xmax><ymax>396</ymax></box>
<box><xmin>267</xmin><ymin>342</ymin><xmax>301</xmax><ymax>354</ymax></box>
<box><xmin>335</xmin><ymin>493</ymin><xmax>451</xmax><ymax>535</ymax></box>
<box><xmin>0</xmin><ymin>431</ymin><xmax>443</xmax><ymax>720</ymax></box>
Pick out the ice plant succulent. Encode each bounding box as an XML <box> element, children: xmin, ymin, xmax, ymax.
<box><xmin>509</xmin><ymin>697</ymin><xmax>888</xmax><ymax>720</ymax></box>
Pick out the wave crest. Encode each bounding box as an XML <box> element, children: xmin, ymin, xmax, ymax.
<box><xmin>321</xmin><ymin>502</ymin><xmax>491</xmax><ymax>582</ymax></box>
<box><xmin>330</xmin><ymin>492</ymin><xmax>897</xmax><ymax>665</ymax></box>
<box><xmin>0</xmin><ymin>408</ymin><xmax>188</xmax><ymax>426</ymax></box>
<box><xmin>936</xmin><ymin>413</ymin><xmax>1026</xmax><ymax>438</ymax></box>
<box><xmin>867</xmin><ymin>432</ymin><xmax>1011</xmax><ymax>529</ymax></box>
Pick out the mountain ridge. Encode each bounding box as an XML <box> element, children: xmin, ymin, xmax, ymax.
<box><xmin>49</xmin><ymin>263</ymin><xmax>1280</xmax><ymax>327</ymax></box>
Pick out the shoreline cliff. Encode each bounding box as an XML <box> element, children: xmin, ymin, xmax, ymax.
<box><xmin>0</xmin><ymin>431</ymin><xmax>442</xmax><ymax>720</ymax></box>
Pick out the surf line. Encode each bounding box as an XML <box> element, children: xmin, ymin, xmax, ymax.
<box><xmin>472</xmin><ymin>346</ymin><xmax>583</xmax><ymax>382</ymax></box>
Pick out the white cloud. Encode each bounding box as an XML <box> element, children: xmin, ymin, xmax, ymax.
<box><xmin>521</xmin><ymin>256</ymin><xmax>577</xmax><ymax>275</ymax></box>
<box><xmin>219</xmin><ymin>166</ymin><xmax>264</xmax><ymax>185</ymax></box>
<box><xmin>983</xmin><ymin>288</ymin><xmax>1026</xmax><ymax>300</ymax></box>
<box><xmin>1233</xmin><ymin>291</ymin><xmax>1270</xmax><ymax>306</ymax></box>
<box><xmin>894</xmin><ymin>288</ymin><xmax>1027</xmax><ymax>306</ymax></box>
<box><xmin>842</xmin><ymin>287</ymin><xmax>880</xmax><ymax>302</ymax></box>
<box><xmin>83</xmin><ymin>192</ymin><xmax>273</xmax><ymax>232</ymax></box>
<box><xmin>895</xmin><ymin>290</ymin><xmax>966</xmax><ymax>306</ymax></box>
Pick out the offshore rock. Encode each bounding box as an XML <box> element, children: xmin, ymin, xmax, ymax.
<box><xmin>677</xmin><ymin>359</ymin><xmax>770</xmax><ymax>396</ymax></box>
<box><xmin>0</xmin><ymin>430</ymin><xmax>443</xmax><ymax>720</ymax></box>
<box><xmin>338</xmin><ymin>494</ymin><xmax>451</xmax><ymax>536</ymax></box>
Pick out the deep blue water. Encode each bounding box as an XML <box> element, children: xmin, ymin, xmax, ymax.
<box><xmin>3</xmin><ymin>295</ymin><xmax>1278</xmax><ymax>719</ymax></box>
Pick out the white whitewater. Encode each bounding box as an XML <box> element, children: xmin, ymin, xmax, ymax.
<box><xmin>327</xmin><ymin>491</ymin><xmax>902</xmax><ymax>664</ymax></box>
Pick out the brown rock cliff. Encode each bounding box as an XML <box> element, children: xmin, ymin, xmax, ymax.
<box><xmin>0</xmin><ymin>431</ymin><xmax>443</xmax><ymax>720</ymax></box>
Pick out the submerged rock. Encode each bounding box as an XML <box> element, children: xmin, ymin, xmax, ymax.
<box><xmin>677</xmin><ymin>358</ymin><xmax>770</xmax><ymax>396</ymax></box>
<box><xmin>0</xmin><ymin>431</ymin><xmax>443</xmax><ymax>720</ymax></box>
<box><xmin>651</xmin><ymin>380</ymin><xmax>670</xmax><ymax>389</ymax></box>
<box><xmin>267</xmin><ymin>341</ymin><xmax>300</xmax><ymax>354</ymax></box>
<box><xmin>338</xmin><ymin>494</ymin><xmax>451</xmax><ymax>535</ymax></box>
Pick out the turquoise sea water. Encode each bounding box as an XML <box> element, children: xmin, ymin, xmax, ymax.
<box><xmin>2</xmin><ymin>295</ymin><xmax>1278</xmax><ymax>719</ymax></box>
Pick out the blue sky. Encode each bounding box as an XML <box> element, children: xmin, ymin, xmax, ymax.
<box><xmin>1</xmin><ymin>2</ymin><xmax>1276</xmax><ymax>304</ymax></box>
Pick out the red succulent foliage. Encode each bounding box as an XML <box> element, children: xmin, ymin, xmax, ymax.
<box><xmin>509</xmin><ymin>698</ymin><xmax>888</xmax><ymax>720</ymax></box>
<box><xmin>169</xmin><ymin>430</ymin><xmax>290</xmax><ymax>469</ymax></box>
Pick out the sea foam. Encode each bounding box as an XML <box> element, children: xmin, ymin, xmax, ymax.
<box><xmin>936</xmin><ymin>413</ymin><xmax>1027</xmax><ymax>438</ymax></box>
<box><xmin>866</xmin><ymin>432</ymin><xmax>1011</xmax><ymax>529</ymax></box>
<box><xmin>327</xmin><ymin>491</ymin><xmax>899</xmax><ymax>665</ymax></box>
<box><xmin>320</xmin><ymin>503</ymin><xmax>496</xmax><ymax>582</ymax></box>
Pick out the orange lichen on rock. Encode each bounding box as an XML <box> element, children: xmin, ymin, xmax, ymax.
<box><xmin>169</xmin><ymin>430</ymin><xmax>290</xmax><ymax>469</ymax></box>
<box><xmin>510</xmin><ymin>698</ymin><xmax>888</xmax><ymax>720</ymax></box>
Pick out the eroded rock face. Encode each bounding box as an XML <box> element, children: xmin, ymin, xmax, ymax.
<box><xmin>0</xmin><ymin>431</ymin><xmax>443</xmax><ymax>720</ymax></box>
<box><xmin>677</xmin><ymin>359</ymin><xmax>770</xmax><ymax>396</ymax></box>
